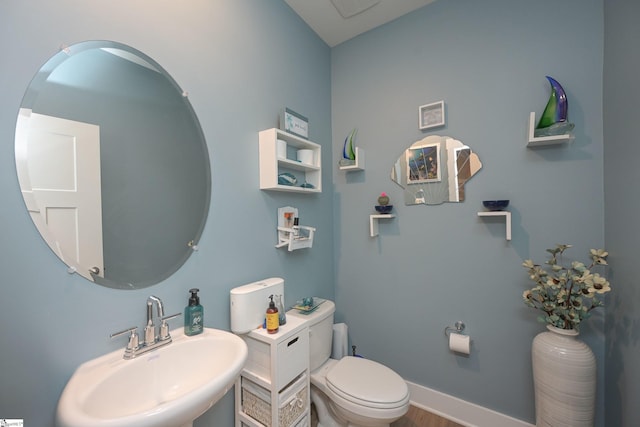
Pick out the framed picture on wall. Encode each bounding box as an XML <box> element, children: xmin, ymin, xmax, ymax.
<box><xmin>280</xmin><ymin>107</ymin><xmax>309</xmax><ymax>139</ymax></box>
<box><xmin>418</xmin><ymin>100</ymin><xmax>445</xmax><ymax>130</ymax></box>
<box><xmin>406</xmin><ymin>141</ymin><xmax>441</xmax><ymax>183</ymax></box>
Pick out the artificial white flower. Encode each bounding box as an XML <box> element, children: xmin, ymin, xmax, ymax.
<box><xmin>521</xmin><ymin>244</ymin><xmax>611</xmax><ymax>330</ymax></box>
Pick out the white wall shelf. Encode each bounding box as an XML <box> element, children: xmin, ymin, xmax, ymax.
<box><xmin>259</xmin><ymin>128</ymin><xmax>321</xmax><ymax>193</ymax></box>
<box><xmin>275</xmin><ymin>206</ymin><xmax>315</xmax><ymax>251</ymax></box>
<box><xmin>338</xmin><ymin>147</ymin><xmax>365</xmax><ymax>171</ymax></box>
<box><xmin>276</xmin><ymin>226</ymin><xmax>315</xmax><ymax>251</ymax></box>
<box><xmin>370</xmin><ymin>214</ymin><xmax>395</xmax><ymax>237</ymax></box>
<box><xmin>477</xmin><ymin>211</ymin><xmax>511</xmax><ymax>241</ymax></box>
<box><xmin>527</xmin><ymin>112</ymin><xmax>574</xmax><ymax>147</ymax></box>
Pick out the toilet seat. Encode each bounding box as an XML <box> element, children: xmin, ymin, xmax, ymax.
<box><xmin>325</xmin><ymin>357</ymin><xmax>410</xmax><ymax>410</ymax></box>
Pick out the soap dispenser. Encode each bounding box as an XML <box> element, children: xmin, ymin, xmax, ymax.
<box><xmin>266</xmin><ymin>295</ymin><xmax>279</xmax><ymax>334</ymax></box>
<box><xmin>184</xmin><ymin>288</ymin><xmax>203</xmax><ymax>336</ymax></box>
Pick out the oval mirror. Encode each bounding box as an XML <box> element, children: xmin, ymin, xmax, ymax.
<box><xmin>15</xmin><ymin>41</ymin><xmax>211</xmax><ymax>289</ymax></box>
<box><xmin>390</xmin><ymin>135</ymin><xmax>482</xmax><ymax>205</ymax></box>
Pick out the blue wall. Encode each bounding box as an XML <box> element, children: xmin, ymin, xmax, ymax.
<box><xmin>0</xmin><ymin>1</ymin><xmax>332</xmax><ymax>426</ymax></box>
<box><xmin>2</xmin><ymin>0</ymin><xmax>630</xmax><ymax>426</ymax></box>
<box><xmin>332</xmin><ymin>0</ymin><xmax>604</xmax><ymax>424</ymax></box>
<box><xmin>604</xmin><ymin>0</ymin><xmax>640</xmax><ymax>425</ymax></box>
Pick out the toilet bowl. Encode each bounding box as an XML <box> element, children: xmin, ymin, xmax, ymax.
<box><xmin>288</xmin><ymin>300</ymin><xmax>410</xmax><ymax>427</ymax></box>
<box><xmin>311</xmin><ymin>357</ymin><xmax>410</xmax><ymax>427</ymax></box>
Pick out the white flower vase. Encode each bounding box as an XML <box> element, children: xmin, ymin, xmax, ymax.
<box><xmin>531</xmin><ymin>325</ymin><xmax>596</xmax><ymax>427</ymax></box>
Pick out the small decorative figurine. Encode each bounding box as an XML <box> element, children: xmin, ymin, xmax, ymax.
<box><xmin>377</xmin><ymin>192</ymin><xmax>390</xmax><ymax>206</ymax></box>
<box><xmin>375</xmin><ymin>192</ymin><xmax>393</xmax><ymax>214</ymax></box>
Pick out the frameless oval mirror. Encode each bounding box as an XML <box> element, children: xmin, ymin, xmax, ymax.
<box><xmin>15</xmin><ymin>41</ymin><xmax>211</xmax><ymax>289</ymax></box>
<box><xmin>390</xmin><ymin>135</ymin><xmax>482</xmax><ymax>205</ymax></box>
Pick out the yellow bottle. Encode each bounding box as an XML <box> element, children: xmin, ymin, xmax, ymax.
<box><xmin>266</xmin><ymin>295</ymin><xmax>279</xmax><ymax>334</ymax></box>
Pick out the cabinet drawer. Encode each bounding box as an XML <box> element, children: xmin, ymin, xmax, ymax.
<box><xmin>276</xmin><ymin>330</ymin><xmax>308</xmax><ymax>389</ymax></box>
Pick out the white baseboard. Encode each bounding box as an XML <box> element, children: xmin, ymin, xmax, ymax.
<box><xmin>406</xmin><ymin>381</ymin><xmax>535</xmax><ymax>427</ymax></box>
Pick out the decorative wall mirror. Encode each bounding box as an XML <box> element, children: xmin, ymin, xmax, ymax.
<box><xmin>14</xmin><ymin>41</ymin><xmax>211</xmax><ymax>289</ymax></box>
<box><xmin>390</xmin><ymin>135</ymin><xmax>482</xmax><ymax>205</ymax></box>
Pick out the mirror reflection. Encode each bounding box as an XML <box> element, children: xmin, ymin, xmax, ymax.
<box><xmin>15</xmin><ymin>41</ymin><xmax>211</xmax><ymax>289</ymax></box>
<box><xmin>390</xmin><ymin>135</ymin><xmax>482</xmax><ymax>205</ymax></box>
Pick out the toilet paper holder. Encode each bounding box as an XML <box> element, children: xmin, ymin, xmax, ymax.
<box><xmin>444</xmin><ymin>321</ymin><xmax>466</xmax><ymax>337</ymax></box>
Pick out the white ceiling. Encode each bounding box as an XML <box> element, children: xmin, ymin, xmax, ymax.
<box><xmin>285</xmin><ymin>0</ymin><xmax>437</xmax><ymax>47</ymax></box>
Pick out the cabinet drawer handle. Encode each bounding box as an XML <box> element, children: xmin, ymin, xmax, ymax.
<box><xmin>287</xmin><ymin>336</ymin><xmax>299</xmax><ymax>347</ymax></box>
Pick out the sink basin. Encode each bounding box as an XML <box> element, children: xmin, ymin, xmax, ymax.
<box><xmin>56</xmin><ymin>327</ymin><xmax>248</xmax><ymax>427</ymax></box>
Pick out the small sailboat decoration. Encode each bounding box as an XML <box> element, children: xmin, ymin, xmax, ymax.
<box><xmin>535</xmin><ymin>76</ymin><xmax>575</xmax><ymax>137</ymax></box>
<box><xmin>339</xmin><ymin>128</ymin><xmax>357</xmax><ymax>166</ymax></box>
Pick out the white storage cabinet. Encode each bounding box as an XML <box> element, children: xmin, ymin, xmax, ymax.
<box><xmin>235</xmin><ymin>315</ymin><xmax>310</xmax><ymax>427</ymax></box>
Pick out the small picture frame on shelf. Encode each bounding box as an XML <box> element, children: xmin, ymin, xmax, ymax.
<box><xmin>406</xmin><ymin>141</ymin><xmax>441</xmax><ymax>183</ymax></box>
<box><xmin>418</xmin><ymin>100</ymin><xmax>445</xmax><ymax>130</ymax></box>
<box><xmin>280</xmin><ymin>107</ymin><xmax>309</xmax><ymax>139</ymax></box>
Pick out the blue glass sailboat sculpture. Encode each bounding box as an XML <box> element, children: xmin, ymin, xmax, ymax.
<box><xmin>534</xmin><ymin>76</ymin><xmax>575</xmax><ymax>137</ymax></box>
<box><xmin>338</xmin><ymin>129</ymin><xmax>357</xmax><ymax>166</ymax></box>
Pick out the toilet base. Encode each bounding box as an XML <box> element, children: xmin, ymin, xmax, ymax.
<box><xmin>311</xmin><ymin>385</ymin><xmax>392</xmax><ymax>427</ymax></box>
<box><xmin>312</xmin><ymin>386</ymin><xmax>348</xmax><ymax>427</ymax></box>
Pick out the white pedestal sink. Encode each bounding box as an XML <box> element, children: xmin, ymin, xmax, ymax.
<box><xmin>56</xmin><ymin>327</ymin><xmax>248</xmax><ymax>427</ymax></box>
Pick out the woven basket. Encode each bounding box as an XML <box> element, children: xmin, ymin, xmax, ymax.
<box><xmin>242</xmin><ymin>376</ymin><xmax>307</xmax><ymax>427</ymax></box>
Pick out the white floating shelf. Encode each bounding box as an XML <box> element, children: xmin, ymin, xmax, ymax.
<box><xmin>276</xmin><ymin>206</ymin><xmax>315</xmax><ymax>251</ymax></box>
<box><xmin>477</xmin><ymin>211</ymin><xmax>511</xmax><ymax>241</ymax></box>
<box><xmin>275</xmin><ymin>226</ymin><xmax>315</xmax><ymax>251</ymax></box>
<box><xmin>259</xmin><ymin>128</ymin><xmax>322</xmax><ymax>193</ymax></box>
<box><xmin>527</xmin><ymin>112</ymin><xmax>574</xmax><ymax>147</ymax></box>
<box><xmin>370</xmin><ymin>214</ymin><xmax>395</xmax><ymax>237</ymax></box>
<box><xmin>339</xmin><ymin>147</ymin><xmax>365</xmax><ymax>171</ymax></box>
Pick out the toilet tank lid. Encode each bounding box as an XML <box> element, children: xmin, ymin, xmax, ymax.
<box><xmin>230</xmin><ymin>277</ymin><xmax>283</xmax><ymax>295</ymax></box>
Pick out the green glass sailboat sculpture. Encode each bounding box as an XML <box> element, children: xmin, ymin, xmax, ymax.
<box><xmin>535</xmin><ymin>76</ymin><xmax>575</xmax><ymax>137</ymax></box>
<box><xmin>339</xmin><ymin>128</ymin><xmax>357</xmax><ymax>166</ymax></box>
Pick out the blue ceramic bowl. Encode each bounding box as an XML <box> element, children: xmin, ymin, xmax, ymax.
<box><xmin>483</xmin><ymin>200</ymin><xmax>509</xmax><ymax>211</ymax></box>
<box><xmin>375</xmin><ymin>205</ymin><xmax>393</xmax><ymax>214</ymax></box>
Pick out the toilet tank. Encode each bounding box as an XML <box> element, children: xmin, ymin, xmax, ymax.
<box><xmin>291</xmin><ymin>300</ymin><xmax>335</xmax><ymax>371</ymax></box>
<box><xmin>230</xmin><ymin>277</ymin><xmax>284</xmax><ymax>334</ymax></box>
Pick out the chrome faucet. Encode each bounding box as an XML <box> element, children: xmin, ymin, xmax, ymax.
<box><xmin>145</xmin><ymin>295</ymin><xmax>164</xmax><ymax>345</ymax></box>
<box><xmin>110</xmin><ymin>295</ymin><xmax>181</xmax><ymax>359</ymax></box>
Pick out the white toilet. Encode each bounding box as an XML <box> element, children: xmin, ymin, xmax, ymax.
<box><xmin>289</xmin><ymin>300</ymin><xmax>410</xmax><ymax>427</ymax></box>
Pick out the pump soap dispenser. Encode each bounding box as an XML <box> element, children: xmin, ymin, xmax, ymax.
<box><xmin>184</xmin><ymin>288</ymin><xmax>203</xmax><ymax>336</ymax></box>
<box><xmin>266</xmin><ymin>295</ymin><xmax>279</xmax><ymax>334</ymax></box>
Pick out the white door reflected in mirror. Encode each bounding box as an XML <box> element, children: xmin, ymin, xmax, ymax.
<box><xmin>16</xmin><ymin>109</ymin><xmax>104</xmax><ymax>277</ymax></box>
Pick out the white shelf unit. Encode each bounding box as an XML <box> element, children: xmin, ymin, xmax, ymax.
<box><xmin>370</xmin><ymin>214</ymin><xmax>395</xmax><ymax>237</ymax></box>
<box><xmin>235</xmin><ymin>315</ymin><xmax>310</xmax><ymax>427</ymax></box>
<box><xmin>338</xmin><ymin>147</ymin><xmax>365</xmax><ymax>171</ymax></box>
<box><xmin>259</xmin><ymin>128</ymin><xmax>321</xmax><ymax>193</ymax></box>
<box><xmin>276</xmin><ymin>226</ymin><xmax>315</xmax><ymax>251</ymax></box>
<box><xmin>275</xmin><ymin>206</ymin><xmax>315</xmax><ymax>251</ymax></box>
<box><xmin>527</xmin><ymin>112</ymin><xmax>574</xmax><ymax>147</ymax></box>
<box><xmin>477</xmin><ymin>211</ymin><xmax>511</xmax><ymax>241</ymax></box>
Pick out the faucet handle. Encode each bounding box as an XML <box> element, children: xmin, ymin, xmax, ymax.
<box><xmin>110</xmin><ymin>326</ymin><xmax>139</xmax><ymax>352</ymax></box>
<box><xmin>159</xmin><ymin>312</ymin><xmax>182</xmax><ymax>341</ymax></box>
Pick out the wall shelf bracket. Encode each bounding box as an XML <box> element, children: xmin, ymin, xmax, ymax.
<box><xmin>339</xmin><ymin>147</ymin><xmax>365</xmax><ymax>171</ymax></box>
<box><xmin>527</xmin><ymin>112</ymin><xmax>574</xmax><ymax>147</ymax></box>
<box><xmin>477</xmin><ymin>211</ymin><xmax>511</xmax><ymax>241</ymax></box>
<box><xmin>370</xmin><ymin>214</ymin><xmax>395</xmax><ymax>237</ymax></box>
